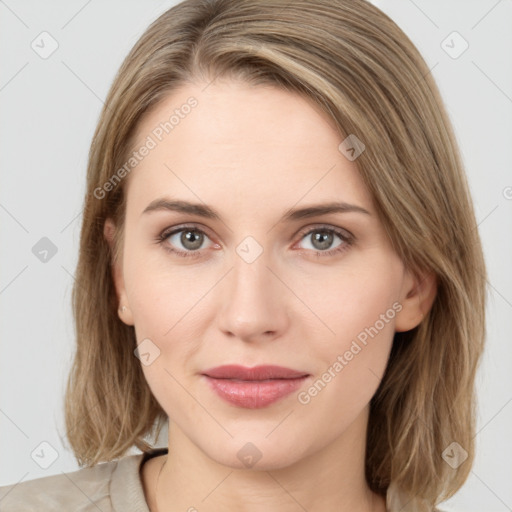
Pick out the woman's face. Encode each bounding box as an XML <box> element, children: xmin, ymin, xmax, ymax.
<box><xmin>106</xmin><ymin>78</ymin><xmax>425</xmax><ymax>470</ymax></box>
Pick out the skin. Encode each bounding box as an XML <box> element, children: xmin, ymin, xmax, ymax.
<box><xmin>104</xmin><ymin>78</ymin><xmax>437</xmax><ymax>512</ymax></box>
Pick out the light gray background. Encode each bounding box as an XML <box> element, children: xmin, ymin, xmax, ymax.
<box><xmin>1</xmin><ymin>1</ymin><xmax>511</xmax><ymax>510</ymax></box>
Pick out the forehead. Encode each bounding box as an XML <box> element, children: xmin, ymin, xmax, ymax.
<box><xmin>124</xmin><ymin>80</ymin><xmax>372</xmax><ymax>218</ymax></box>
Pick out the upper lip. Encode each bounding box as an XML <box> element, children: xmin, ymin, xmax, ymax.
<box><xmin>202</xmin><ymin>365</ymin><xmax>309</xmax><ymax>380</ymax></box>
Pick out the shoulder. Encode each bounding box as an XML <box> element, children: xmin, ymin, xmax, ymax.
<box><xmin>0</xmin><ymin>458</ymin><xmax>120</xmax><ymax>512</ymax></box>
<box><xmin>0</xmin><ymin>449</ymin><xmax>164</xmax><ymax>512</ymax></box>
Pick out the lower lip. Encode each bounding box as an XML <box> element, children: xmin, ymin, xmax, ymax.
<box><xmin>203</xmin><ymin>375</ymin><xmax>309</xmax><ymax>409</ymax></box>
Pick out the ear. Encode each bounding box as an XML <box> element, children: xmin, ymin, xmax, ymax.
<box><xmin>394</xmin><ymin>267</ymin><xmax>437</xmax><ymax>332</ymax></box>
<box><xmin>103</xmin><ymin>218</ymin><xmax>134</xmax><ymax>326</ymax></box>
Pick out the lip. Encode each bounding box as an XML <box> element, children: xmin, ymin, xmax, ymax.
<box><xmin>202</xmin><ymin>364</ymin><xmax>309</xmax><ymax>380</ymax></box>
<box><xmin>201</xmin><ymin>365</ymin><xmax>310</xmax><ymax>409</ymax></box>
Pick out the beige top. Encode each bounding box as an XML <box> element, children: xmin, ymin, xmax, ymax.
<box><xmin>0</xmin><ymin>447</ymin><xmax>167</xmax><ymax>512</ymax></box>
<box><xmin>0</xmin><ymin>447</ymin><xmax>441</xmax><ymax>511</ymax></box>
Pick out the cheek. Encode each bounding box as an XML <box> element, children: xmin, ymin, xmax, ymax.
<box><xmin>125</xmin><ymin>264</ymin><xmax>205</xmax><ymax>413</ymax></box>
<box><xmin>123</xmin><ymin>238</ymin><xmax>194</xmax><ymax>332</ymax></box>
<box><xmin>301</xmin><ymin>261</ymin><xmax>401</xmax><ymax>398</ymax></box>
<box><xmin>123</xmin><ymin>248</ymin><xmax>212</xmax><ymax>381</ymax></box>
<box><xmin>308</xmin><ymin>259</ymin><xmax>401</xmax><ymax>343</ymax></box>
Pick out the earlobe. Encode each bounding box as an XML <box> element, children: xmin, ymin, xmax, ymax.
<box><xmin>103</xmin><ymin>218</ymin><xmax>134</xmax><ymax>326</ymax></box>
<box><xmin>394</xmin><ymin>268</ymin><xmax>438</xmax><ymax>333</ymax></box>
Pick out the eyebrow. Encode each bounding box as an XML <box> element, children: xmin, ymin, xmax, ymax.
<box><xmin>141</xmin><ymin>198</ymin><xmax>371</xmax><ymax>221</ymax></box>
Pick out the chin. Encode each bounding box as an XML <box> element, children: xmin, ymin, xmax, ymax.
<box><xmin>200</xmin><ymin>433</ymin><xmax>310</xmax><ymax>472</ymax></box>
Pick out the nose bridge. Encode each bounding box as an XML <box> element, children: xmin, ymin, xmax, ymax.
<box><xmin>217</xmin><ymin>234</ymin><xmax>286</xmax><ymax>339</ymax></box>
<box><xmin>230</xmin><ymin>236</ymin><xmax>275</xmax><ymax>311</ymax></box>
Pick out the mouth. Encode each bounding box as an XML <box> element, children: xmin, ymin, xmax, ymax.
<box><xmin>202</xmin><ymin>364</ymin><xmax>309</xmax><ymax>380</ymax></box>
<box><xmin>201</xmin><ymin>365</ymin><xmax>311</xmax><ymax>409</ymax></box>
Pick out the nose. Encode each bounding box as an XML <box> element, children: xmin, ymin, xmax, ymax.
<box><xmin>216</xmin><ymin>247</ymin><xmax>289</xmax><ymax>343</ymax></box>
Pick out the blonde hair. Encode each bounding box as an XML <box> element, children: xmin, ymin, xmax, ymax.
<box><xmin>64</xmin><ymin>0</ymin><xmax>487</xmax><ymax>509</ymax></box>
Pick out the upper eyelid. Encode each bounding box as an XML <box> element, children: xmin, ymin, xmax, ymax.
<box><xmin>160</xmin><ymin>223</ymin><xmax>215</xmax><ymax>242</ymax></box>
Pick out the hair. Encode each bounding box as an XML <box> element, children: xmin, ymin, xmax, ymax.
<box><xmin>64</xmin><ymin>0</ymin><xmax>487</xmax><ymax>509</ymax></box>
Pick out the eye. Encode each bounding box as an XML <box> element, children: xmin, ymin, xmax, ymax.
<box><xmin>295</xmin><ymin>225</ymin><xmax>354</xmax><ymax>258</ymax></box>
<box><xmin>157</xmin><ymin>226</ymin><xmax>216</xmax><ymax>258</ymax></box>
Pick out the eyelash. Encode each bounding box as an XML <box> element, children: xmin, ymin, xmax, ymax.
<box><xmin>156</xmin><ymin>224</ymin><xmax>354</xmax><ymax>259</ymax></box>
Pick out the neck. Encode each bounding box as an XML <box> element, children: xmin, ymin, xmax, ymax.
<box><xmin>150</xmin><ymin>407</ymin><xmax>386</xmax><ymax>512</ymax></box>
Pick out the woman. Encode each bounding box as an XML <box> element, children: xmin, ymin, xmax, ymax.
<box><xmin>0</xmin><ymin>0</ymin><xmax>486</xmax><ymax>510</ymax></box>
